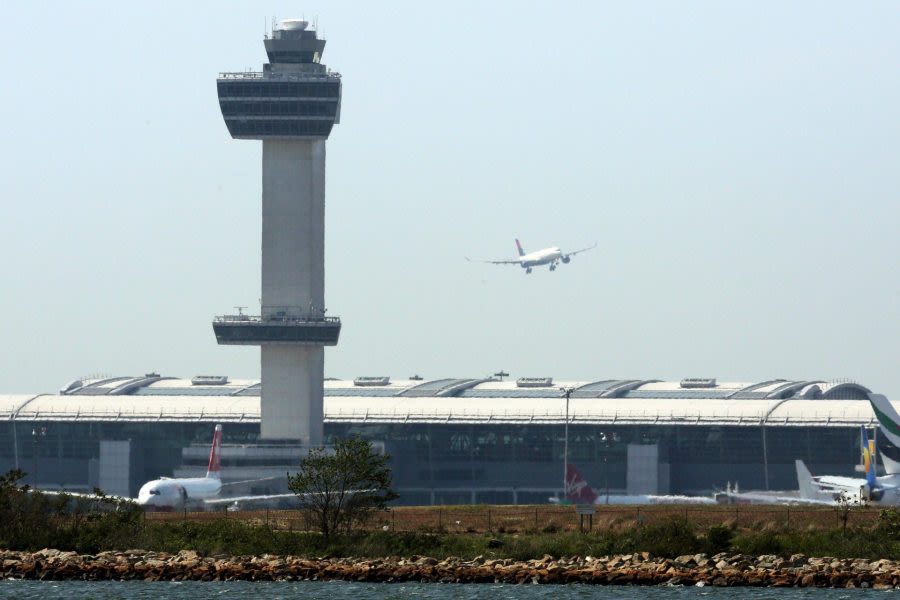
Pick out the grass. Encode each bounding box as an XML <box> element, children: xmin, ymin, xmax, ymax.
<box><xmin>3</xmin><ymin>472</ymin><xmax>900</xmax><ymax>560</ymax></box>
<box><xmin>6</xmin><ymin>512</ymin><xmax>900</xmax><ymax>561</ymax></box>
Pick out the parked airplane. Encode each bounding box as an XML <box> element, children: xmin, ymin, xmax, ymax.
<box><xmin>136</xmin><ymin>424</ymin><xmax>226</xmax><ymax>508</ymax></box>
<box><xmin>715</xmin><ymin>461</ymin><xmax>836</xmax><ymax>505</ymax></box>
<box><xmin>781</xmin><ymin>428</ymin><xmax>895</xmax><ymax>505</ymax></box>
<box><xmin>552</xmin><ymin>464</ymin><xmax>715</xmax><ymax>505</ymax></box>
<box><xmin>135</xmin><ymin>424</ymin><xmax>303</xmax><ymax>510</ymax></box>
<box><xmin>466</xmin><ymin>239</ymin><xmax>596</xmax><ymax>274</ymax></box>
<box><xmin>773</xmin><ymin>395</ymin><xmax>900</xmax><ymax>506</ymax></box>
<box><xmin>721</xmin><ymin>394</ymin><xmax>900</xmax><ymax>506</ymax></box>
<box><xmin>804</xmin><ymin>395</ymin><xmax>900</xmax><ymax>505</ymax></box>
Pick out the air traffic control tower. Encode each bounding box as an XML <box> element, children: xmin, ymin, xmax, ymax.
<box><xmin>213</xmin><ymin>19</ymin><xmax>342</xmax><ymax>445</ymax></box>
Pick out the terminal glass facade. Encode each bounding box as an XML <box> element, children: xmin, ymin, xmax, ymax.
<box><xmin>0</xmin><ymin>420</ymin><xmax>863</xmax><ymax>502</ymax></box>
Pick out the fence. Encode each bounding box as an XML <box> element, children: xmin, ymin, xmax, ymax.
<box><xmin>145</xmin><ymin>504</ymin><xmax>885</xmax><ymax>534</ymax></box>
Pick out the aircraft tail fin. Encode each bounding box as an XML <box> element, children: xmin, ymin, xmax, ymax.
<box><xmin>206</xmin><ymin>424</ymin><xmax>223</xmax><ymax>480</ymax></box>
<box><xmin>566</xmin><ymin>464</ymin><xmax>599</xmax><ymax>504</ymax></box>
<box><xmin>861</xmin><ymin>426</ymin><xmax>877</xmax><ymax>488</ymax></box>
<box><xmin>870</xmin><ymin>394</ymin><xmax>900</xmax><ymax>448</ymax></box>
<box><xmin>515</xmin><ymin>238</ymin><xmax>525</xmax><ymax>257</ymax></box>
<box><xmin>795</xmin><ymin>460</ymin><xmax>818</xmax><ymax>499</ymax></box>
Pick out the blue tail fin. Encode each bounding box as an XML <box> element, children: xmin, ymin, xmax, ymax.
<box><xmin>515</xmin><ymin>238</ymin><xmax>525</xmax><ymax>256</ymax></box>
<box><xmin>861</xmin><ymin>426</ymin><xmax>877</xmax><ymax>488</ymax></box>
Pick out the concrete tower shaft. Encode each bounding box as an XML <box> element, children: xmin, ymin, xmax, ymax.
<box><xmin>213</xmin><ymin>20</ymin><xmax>341</xmax><ymax>444</ymax></box>
<box><xmin>261</xmin><ymin>139</ymin><xmax>326</xmax><ymax>316</ymax></box>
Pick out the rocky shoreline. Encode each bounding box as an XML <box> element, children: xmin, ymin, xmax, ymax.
<box><xmin>2</xmin><ymin>549</ymin><xmax>899</xmax><ymax>587</ymax></box>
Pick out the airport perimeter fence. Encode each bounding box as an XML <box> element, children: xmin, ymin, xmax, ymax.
<box><xmin>145</xmin><ymin>504</ymin><xmax>886</xmax><ymax>534</ymax></box>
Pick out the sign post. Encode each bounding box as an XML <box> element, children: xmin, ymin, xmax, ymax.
<box><xmin>576</xmin><ymin>504</ymin><xmax>596</xmax><ymax>533</ymax></box>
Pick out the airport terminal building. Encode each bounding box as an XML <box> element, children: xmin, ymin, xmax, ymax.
<box><xmin>0</xmin><ymin>374</ymin><xmax>885</xmax><ymax>504</ymax></box>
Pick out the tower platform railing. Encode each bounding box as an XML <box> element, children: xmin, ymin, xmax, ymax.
<box><xmin>215</xmin><ymin>314</ymin><xmax>340</xmax><ymax>325</ymax></box>
<box><xmin>213</xmin><ymin>313</ymin><xmax>341</xmax><ymax>346</ymax></box>
<box><xmin>218</xmin><ymin>70</ymin><xmax>341</xmax><ymax>80</ymax></box>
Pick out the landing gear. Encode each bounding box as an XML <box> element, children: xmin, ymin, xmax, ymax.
<box><xmin>525</xmin><ymin>267</ymin><xmax>532</xmax><ymax>274</ymax></box>
<box><xmin>549</xmin><ymin>263</ymin><xmax>557</xmax><ymax>271</ymax></box>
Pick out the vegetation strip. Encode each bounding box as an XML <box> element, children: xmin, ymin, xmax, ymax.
<box><xmin>1</xmin><ymin>548</ymin><xmax>900</xmax><ymax>587</ymax></box>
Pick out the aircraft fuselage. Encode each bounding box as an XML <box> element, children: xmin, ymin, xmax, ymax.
<box><xmin>519</xmin><ymin>247</ymin><xmax>562</xmax><ymax>269</ymax></box>
<box><xmin>136</xmin><ymin>476</ymin><xmax>222</xmax><ymax>508</ymax></box>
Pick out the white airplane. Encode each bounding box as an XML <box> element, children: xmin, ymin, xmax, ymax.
<box><xmin>804</xmin><ymin>394</ymin><xmax>900</xmax><ymax>505</ymax></box>
<box><xmin>720</xmin><ymin>394</ymin><xmax>900</xmax><ymax>506</ymax></box>
<box><xmin>715</xmin><ymin>463</ymin><xmax>835</xmax><ymax>506</ymax></box>
<box><xmin>550</xmin><ymin>464</ymin><xmax>715</xmax><ymax>505</ymax></box>
<box><xmin>467</xmin><ymin>239</ymin><xmax>596</xmax><ymax>274</ymax></box>
<box><xmin>136</xmin><ymin>424</ymin><xmax>226</xmax><ymax>508</ymax></box>
<box><xmin>135</xmin><ymin>424</ymin><xmax>304</xmax><ymax>510</ymax></box>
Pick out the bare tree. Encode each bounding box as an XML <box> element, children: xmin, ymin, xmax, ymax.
<box><xmin>288</xmin><ymin>437</ymin><xmax>398</xmax><ymax>541</ymax></box>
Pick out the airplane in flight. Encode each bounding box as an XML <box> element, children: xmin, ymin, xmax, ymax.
<box><xmin>467</xmin><ymin>239</ymin><xmax>597</xmax><ymax>274</ymax></box>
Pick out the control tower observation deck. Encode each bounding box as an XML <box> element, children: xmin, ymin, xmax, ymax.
<box><xmin>213</xmin><ymin>19</ymin><xmax>342</xmax><ymax>444</ymax></box>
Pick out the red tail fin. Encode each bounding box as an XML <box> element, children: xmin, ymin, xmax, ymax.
<box><xmin>566</xmin><ymin>464</ymin><xmax>598</xmax><ymax>504</ymax></box>
<box><xmin>206</xmin><ymin>424</ymin><xmax>222</xmax><ymax>479</ymax></box>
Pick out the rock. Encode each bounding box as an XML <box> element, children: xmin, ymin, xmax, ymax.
<box><xmin>0</xmin><ymin>547</ymin><xmax>893</xmax><ymax>587</ymax></box>
<box><xmin>789</xmin><ymin>554</ymin><xmax>808</xmax><ymax>567</ymax></box>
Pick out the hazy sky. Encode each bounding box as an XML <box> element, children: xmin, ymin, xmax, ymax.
<box><xmin>1</xmin><ymin>2</ymin><xmax>898</xmax><ymax>397</ymax></box>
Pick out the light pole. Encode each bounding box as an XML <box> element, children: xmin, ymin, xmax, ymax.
<box><xmin>601</xmin><ymin>432</ymin><xmax>610</xmax><ymax>504</ymax></box>
<box><xmin>31</xmin><ymin>426</ymin><xmax>46</xmax><ymax>486</ymax></box>
<box><xmin>560</xmin><ymin>387</ymin><xmax>574</xmax><ymax>501</ymax></box>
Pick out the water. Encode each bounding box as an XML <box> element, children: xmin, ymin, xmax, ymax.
<box><xmin>0</xmin><ymin>582</ymin><xmax>889</xmax><ymax>600</ymax></box>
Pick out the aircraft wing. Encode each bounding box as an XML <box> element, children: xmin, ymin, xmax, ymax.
<box><xmin>598</xmin><ymin>494</ymin><xmax>715</xmax><ymax>505</ymax></box>
<box><xmin>465</xmin><ymin>257</ymin><xmax>522</xmax><ymax>265</ymax></box>
<box><xmin>564</xmin><ymin>243</ymin><xmax>597</xmax><ymax>257</ymax></box>
<box><xmin>31</xmin><ymin>489</ymin><xmax>136</xmax><ymax>504</ymax></box>
<box><xmin>219</xmin><ymin>476</ymin><xmax>284</xmax><ymax>487</ymax></box>
<box><xmin>716</xmin><ymin>490</ymin><xmax>836</xmax><ymax>506</ymax></box>
<box><xmin>204</xmin><ymin>493</ymin><xmax>298</xmax><ymax>506</ymax></box>
<box><xmin>204</xmin><ymin>488</ymin><xmax>378</xmax><ymax>507</ymax></box>
<box><xmin>811</xmin><ymin>475</ymin><xmax>866</xmax><ymax>492</ymax></box>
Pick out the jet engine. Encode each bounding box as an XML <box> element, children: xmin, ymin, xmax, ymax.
<box><xmin>561</xmin><ymin>256</ymin><xmax>571</xmax><ymax>264</ymax></box>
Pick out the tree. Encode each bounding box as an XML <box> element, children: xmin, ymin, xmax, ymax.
<box><xmin>287</xmin><ymin>437</ymin><xmax>398</xmax><ymax>540</ymax></box>
<box><xmin>835</xmin><ymin>493</ymin><xmax>868</xmax><ymax>536</ymax></box>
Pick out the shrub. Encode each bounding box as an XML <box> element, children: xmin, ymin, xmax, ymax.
<box><xmin>704</xmin><ymin>524</ymin><xmax>734</xmax><ymax>554</ymax></box>
<box><xmin>876</xmin><ymin>509</ymin><xmax>900</xmax><ymax>538</ymax></box>
<box><xmin>608</xmin><ymin>517</ymin><xmax>702</xmax><ymax>557</ymax></box>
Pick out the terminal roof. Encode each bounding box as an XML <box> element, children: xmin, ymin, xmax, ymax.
<box><xmin>0</xmin><ymin>376</ymin><xmax>883</xmax><ymax>427</ymax></box>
